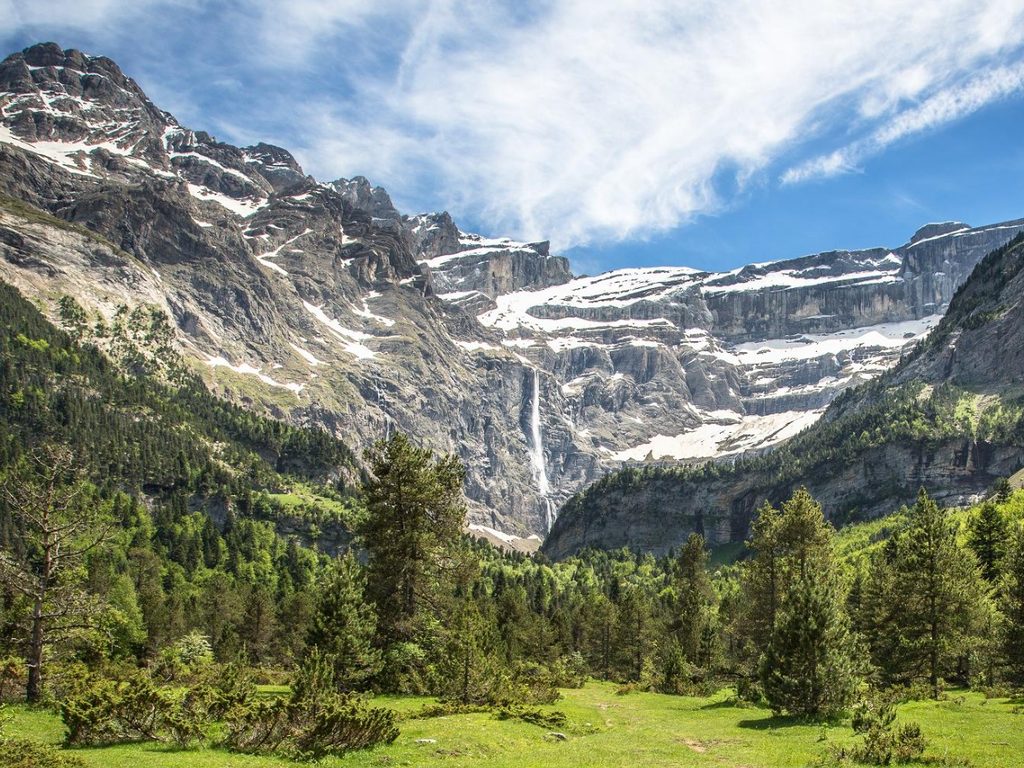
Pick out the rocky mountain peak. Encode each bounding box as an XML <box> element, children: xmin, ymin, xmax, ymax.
<box><xmin>241</xmin><ymin>143</ymin><xmax>307</xmax><ymax>193</ymax></box>
<box><xmin>328</xmin><ymin>176</ymin><xmax>400</xmax><ymax>223</ymax></box>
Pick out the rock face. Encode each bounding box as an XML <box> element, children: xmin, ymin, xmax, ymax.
<box><xmin>2</xmin><ymin>42</ymin><xmax>1024</xmax><ymax>543</ymax></box>
<box><xmin>542</xmin><ymin>233</ymin><xmax>1024</xmax><ymax>558</ymax></box>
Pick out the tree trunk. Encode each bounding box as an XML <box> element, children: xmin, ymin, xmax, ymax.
<box><xmin>26</xmin><ymin>596</ymin><xmax>44</xmax><ymax>703</ymax></box>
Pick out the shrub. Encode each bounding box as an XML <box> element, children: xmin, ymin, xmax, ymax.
<box><xmin>548</xmin><ymin>652</ymin><xmax>588</xmax><ymax>689</ymax></box>
<box><xmin>58</xmin><ymin>666</ymin><xmax>248</xmax><ymax>749</ymax></box>
<box><xmin>154</xmin><ymin>632</ymin><xmax>214</xmax><ymax>682</ymax></box>
<box><xmin>224</xmin><ymin>697</ymin><xmax>293</xmax><ymax>753</ymax></box>
<box><xmin>410</xmin><ymin>701</ymin><xmax>488</xmax><ymax>719</ymax></box>
<box><xmin>225</xmin><ymin>650</ymin><xmax>399</xmax><ymax>758</ymax></box>
<box><xmin>0</xmin><ymin>657</ymin><xmax>26</xmax><ymax>702</ymax></box>
<box><xmin>0</xmin><ymin>738</ymin><xmax>87</xmax><ymax>768</ymax></box>
<box><xmin>60</xmin><ymin>672</ymin><xmax>166</xmax><ymax>746</ymax></box>
<box><xmin>291</xmin><ymin>694</ymin><xmax>400</xmax><ymax>759</ymax></box>
<box><xmin>493</xmin><ymin>704</ymin><xmax>568</xmax><ymax>729</ymax></box>
<box><xmin>822</xmin><ymin>694</ymin><xmax>927</xmax><ymax>765</ymax></box>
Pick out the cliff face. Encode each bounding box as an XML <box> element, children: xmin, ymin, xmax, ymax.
<box><xmin>543</xmin><ymin>233</ymin><xmax>1024</xmax><ymax>558</ymax></box>
<box><xmin>3</xmin><ymin>42</ymin><xmax>1024</xmax><ymax>545</ymax></box>
<box><xmin>543</xmin><ymin>439</ymin><xmax>1024</xmax><ymax>559</ymax></box>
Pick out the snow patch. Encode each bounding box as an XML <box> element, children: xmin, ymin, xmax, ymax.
<box><xmin>302</xmin><ymin>302</ymin><xmax>376</xmax><ymax>360</ymax></box>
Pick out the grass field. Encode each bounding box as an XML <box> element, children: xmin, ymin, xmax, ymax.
<box><xmin>7</xmin><ymin>683</ymin><xmax>1023</xmax><ymax>767</ymax></box>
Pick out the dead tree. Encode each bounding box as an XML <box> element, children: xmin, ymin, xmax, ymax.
<box><xmin>0</xmin><ymin>446</ymin><xmax>109</xmax><ymax>703</ymax></box>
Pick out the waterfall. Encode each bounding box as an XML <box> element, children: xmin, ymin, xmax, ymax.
<box><xmin>528</xmin><ymin>369</ymin><xmax>554</xmax><ymax>531</ymax></box>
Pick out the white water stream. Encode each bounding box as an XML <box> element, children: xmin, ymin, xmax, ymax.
<box><xmin>528</xmin><ymin>369</ymin><xmax>555</xmax><ymax>531</ymax></box>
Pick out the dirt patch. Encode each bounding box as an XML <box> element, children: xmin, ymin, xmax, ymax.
<box><xmin>680</xmin><ymin>739</ymin><xmax>707</xmax><ymax>753</ymax></box>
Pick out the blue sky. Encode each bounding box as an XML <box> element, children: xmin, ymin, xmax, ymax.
<box><xmin>5</xmin><ymin>0</ymin><xmax>1024</xmax><ymax>275</ymax></box>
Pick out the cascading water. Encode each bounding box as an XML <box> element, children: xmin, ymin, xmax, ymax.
<box><xmin>528</xmin><ymin>369</ymin><xmax>555</xmax><ymax>532</ymax></box>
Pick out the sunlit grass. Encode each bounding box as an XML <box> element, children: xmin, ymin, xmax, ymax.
<box><xmin>7</xmin><ymin>683</ymin><xmax>1022</xmax><ymax>767</ymax></box>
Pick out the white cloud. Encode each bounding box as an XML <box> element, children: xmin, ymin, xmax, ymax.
<box><xmin>783</xmin><ymin>62</ymin><xmax>1024</xmax><ymax>185</ymax></box>
<box><xmin>6</xmin><ymin>0</ymin><xmax>1024</xmax><ymax>248</ymax></box>
<box><xmin>278</xmin><ymin>0</ymin><xmax>1024</xmax><ymax>247</ymax></box>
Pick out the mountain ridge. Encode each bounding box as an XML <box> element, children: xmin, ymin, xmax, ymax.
<box><xmin>3</xmin><ymin>41</ymin><xmax>1024</xmax><ymax>543</ymax></box>
<box><xmin>542</xmin><ymin>232</ymin><xmax>1024</xmax><ymax>558</ymax></box>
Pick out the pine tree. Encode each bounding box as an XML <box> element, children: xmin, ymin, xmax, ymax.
<box><xmin>671</xmin><ymin>533</ymin><xmax>718</xmax><ymax>668</ymax></box>
<box><xmin>756</xmin><ymin>490</ymin><xmax>859</xmax><ymax>717</ymax></box>
<box><xmin>0</xmin><ymin>446</ymin><xmax>110</xmax><ymax>702</ymax></box>
<box><xmin>614</xmin><ymin>582</ymin><xmax>656</xmax><ymax>683</ymax></box>
<box><xmin>893</xmin><ymin>488</ymin><xmax>987</xmax><ymax>698</ymax></box>
<box><xmin>1002</xmin><ymin>527</ymin><xmax>1024</xmax><ymax>686</ymax></box>
<box><xmin>739</xmin><ymin>489</ymin><xmax>835</xmax><ymax>664</ymax></box>
<box><xmin>859</xmin><ymin>540</ymin><xmax>916</xmax><ymax>686</ymax></box>
<box><xmin>586</xmin><ymin>592</ymin><xmax>617</xmax><ymax>681</ymax></box>
<box><xmin>760</xmin><ymin>571</ymin><xmax>859</xmax><ymax>717</ymax></box>
<box><xmin>739</xmin><ymin>501</ymin><xmax>782</xmax><ymax>655</ymax></box>
<box><xmin>361</xmin><ymin>433</ymin><xmax>465</xmax><ymax>649</ymax></box>
<box><xmin>967</xmin><ymin>501</ymin><xmax>1008</xmax><ymax>583</ymax></box>
<box><xmin>306</xmin><ymin>552</ymin><xmax>382</xmax><ymax>692</ymax></box>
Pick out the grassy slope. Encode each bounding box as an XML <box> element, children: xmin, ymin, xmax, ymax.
<box><xmin>8</xmin><ymin>682</ymin><xmax>1023</xmax><ymax>768</ymax></box>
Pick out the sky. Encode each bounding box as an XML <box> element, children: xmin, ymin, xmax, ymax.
<box><xmin>5</xmin><ymin>0</ymin><xmax>1024</xmax><ymax>275</ymax></box>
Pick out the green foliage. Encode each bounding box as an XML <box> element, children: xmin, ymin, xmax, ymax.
<box><xmin>0</xmin><ymin>737</ymin><xmax>86</xmax><ymax>768</ymax></box>
<box><xmin>967</xmin><ymin>502</ymin><xmax>1008</xmax><ymax>582</ymax></box>
<box><xmin>60</xmin><ymin>671</ymin><xmax>168</xmax><ymax>746</ymax></box>
<box><xmin>755</xmin><ymin>492</ymin><xmax>860</xmax><ymax>717</ymax></box>
<box><xmin>224</xmin><ymin>649</ymin><xmax>398</xmax><ymax>758</ymax></box>
<box><xmin>305</xmin><ymin>552</ymin><xmax>382</xmax><ymax>691</ymax></box>
<box><xmin>1003</xmin><ymin>526</ymin><xmax>1024</xmax><ymax>686</ymax></box>
<box><xmin>864</xmin><ymin>490</ymin><xmax>989</xmax><ymax>697</ymax></box>
<box><xmin>493</xmin><ymin>703</ymin><xmax>567</xmax><ymax>728</ymax></box>
<box><xmin>823</xmin><ymin>694</ymin><xmax>927</xmax><ymax>765</ymax></box>
<box><xmin>362</xmin><ymin>433</ymin><xmax>466</xmax><ymax>653</ymax></box>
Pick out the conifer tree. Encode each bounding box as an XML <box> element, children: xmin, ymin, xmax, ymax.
<box><xmin>361</xmin><ymin>433</ymin><xmax>465</xmax><ymax>649</ymax></box>
<box><xmin>739</xmin><ymin>489</ymin><xmax>835</xmax><ymax>663</ymax></box>
<box><xmin>306</xmin><ymin>552</ymin><xmax>382</xmax><ymax>692</ymax></box>
<box><xmin>859</xmin><ymin>539</ymin><xmax>916</xmax><ymax>686</ymax></box>
<box><xmin>967</xmin><ymin>501</ymin><xmax>1008</xmax><ymax>583</ymax></box>
<box><xmin>892</xmin><ymin>488</ymin><xmax>986</xmax><ymax>698</ymax></box>
<box><xmin>614</xmin><ymin>582</ymin><xmax>656</xmax><ymax>683</ymax></box>
<box><xmin>1002</xmin><ymin>527</ymin><xmax>1024</xmax><ymax>686</ymax></box>
<box><xmin>671</xmin><ymin>533</ymin><xmax>718</xmax><ymax>668</ymax></box>
<box><xmin>0</xmin><ymin>446</ymin><xmax>110</xmax><ymax>702</ymax></box>
<box><xmin>586</xmin><ymin>592</ymin><xmax>617</xmax><ymax>681</ymax></box>
<box><xmin>760</xmin><ymin>570</ymin><xmax>859</xmax><ymax>717</ymax></box>
<box><xmin>756</xmin><ymin>490</ymin><xmax>859</xmax><ymax>717</ymax></box>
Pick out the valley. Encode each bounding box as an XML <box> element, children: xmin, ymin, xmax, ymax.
<box><xmin>2</xmin><ymin>34</ymin><xmax>1024</xmax><ymax>768</ymax></box>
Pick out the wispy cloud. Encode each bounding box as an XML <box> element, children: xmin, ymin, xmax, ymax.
<box><xmin>5</xmin><ymin>0</ymin><xmax>1024</xmax><ymax>248</ymax></box>
<box><xmin>782</xmin><ymin>63</ymin><xmax>1024</xmax><ymax>185</ymax></box>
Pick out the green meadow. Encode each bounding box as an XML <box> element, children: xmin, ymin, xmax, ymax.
<box><xmin>8</xmin><ymin>682</ymin><xmax>1023</xmax><ymax>768</ymax></box>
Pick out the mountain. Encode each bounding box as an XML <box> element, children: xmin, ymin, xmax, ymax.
<box><xmin>542</xmin><ymin>233</ymin><xmax>1024</xmax><ymax>558</ymax></box>
<box><xmin>2</xmin><ymin>42</ymin><xmax>1024</xmax><ymax>543</ymax></box>
<box><xmin>0</xmin><ymin>270</ymin><xmax>361</xmax><ymax>554</ymax></box>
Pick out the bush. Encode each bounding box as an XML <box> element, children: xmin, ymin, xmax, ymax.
<box><xmin>0</xmin><ymin>738</ymin><xmax>87</xmax><ymax>768</ymax></box>
<box><xmin>822</xmin><ymin>694</ymin><xmax>927</xmax><ymax>765</ymax></box>
<box><xmin>0</xmin><ymin>657</ymin><xmax>26</xmax><ymax>703</ymax></box>
<box><xmin>153</xmin><ymin>632</ymin><xmax>213</xmax><ymax>682</ymax></box>
<box><xmin>493</xmin><ymin>704</ymin><xmax>568</xmax><ymax>729</ymax></box>
<box><xmin>410</xmin><ymin>701</ymin><xmax>488</xmax><ymax>719</ymax></box>
<box><xmin>60</xmin><ymin>672</ymin><xmax>166</xmax><ymax>746</ymax></box>
<box><xmin>225</xmin><ymin>650</ymin><xmax>399</xmax><ymax>758</ymax></box>
<box><xmin>59</xmin><ymin>665</ymin><xmax>253</xmax><ymax>749</ymax></box>
<box><xmin>292</xmin><ymin>695</ymin><xmax>400</xmax><ymax>759</ymax></box>
<box><xmin>548</xmin><ymin>652</ymin><xmax>588</xmax><ymax>689</ymax></box>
